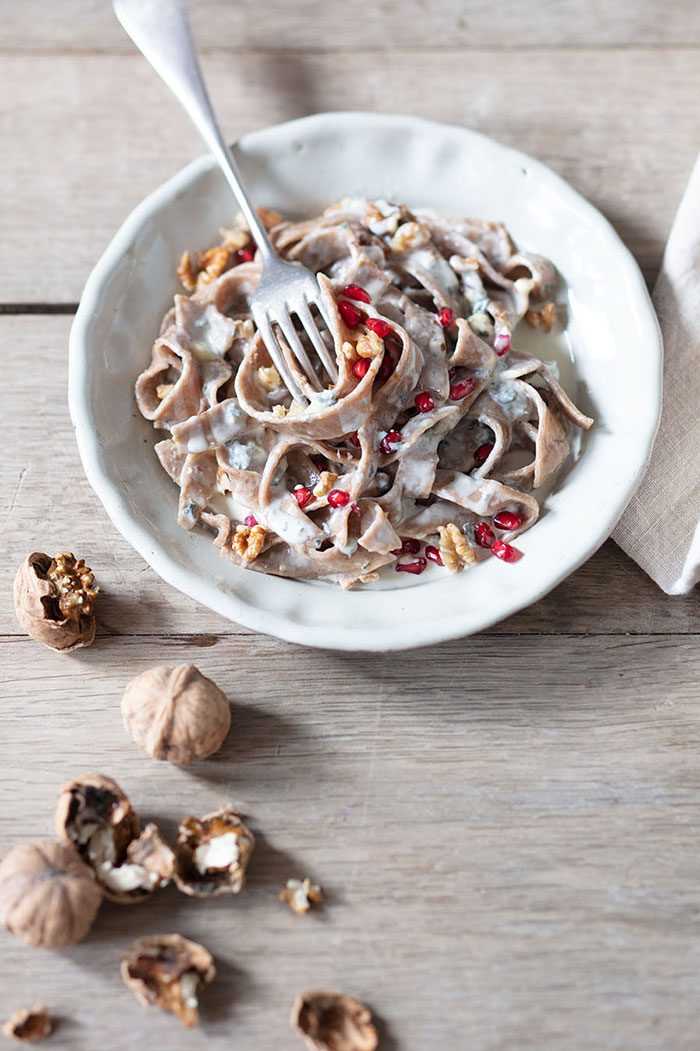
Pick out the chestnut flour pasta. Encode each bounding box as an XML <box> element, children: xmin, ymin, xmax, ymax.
<box><xmin>135</xmin><ymin>199</ymin><xmax>593</xmax><ymax>587</ymax></box>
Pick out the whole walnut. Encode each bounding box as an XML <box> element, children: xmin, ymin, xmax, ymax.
<box><xmin>13</xmin><ymin>552</ymin><xmax>98</xmax><ymax>652</ymax></box>
<box><xmin>121</xmin><ymin>664</ymin><xmax>231</xmax><ymax>765</ymax></box>
<box><xmin>0</xmin><ymin>840</ymin><xmax>102</xmax><ymax>948</ymax></box>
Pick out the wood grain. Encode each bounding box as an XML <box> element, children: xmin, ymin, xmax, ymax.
<box><xmin>3</xmin><ymin>3</ymin><xmax>700</xmax><ymax>1048</ymax></box>
<box><xmin>2</xmin><ymin>50</ymin><xmax>700</xmax><ymax>302</ymax></box>
<box><xmin>5</xmin><ymin>0</ymin><xmax>700</xmax><ymax>52</ymax></box>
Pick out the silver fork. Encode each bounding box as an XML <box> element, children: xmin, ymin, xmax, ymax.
<box><xmin>113</xmin><ymin>0</ymin><xmax>338</xmax><ymax>404</ymax></box>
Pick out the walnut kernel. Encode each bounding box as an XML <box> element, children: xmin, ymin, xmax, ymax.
<box><xmin>313</xmin><ymin>472</ymin><xmax>339</xmax><ymax>499</ymax></box>
<box><xmin>231</xmin><ymin>524</ymin><xmax>266</xmax><ymax>562</ymax></box>
<box><xmin>525</xmin><ymin>301</ymin><xmax>557</xmax><ymax>331</ymax></box>
<box><xmin>13</xmin><ymin>552</ymin><xmax>98</xmax><ymax>651</ymax></box>
<box><xmin>121</xmin><ymin>664</ymin><xmax>231</xmax><ymax>765</ymax></box>
<box><xmin>390</xmin><ymin>220</ymin><xmax>430</xmax><ymax>253</ymax></box>
<box><xmin>438</xmin><ymin>523</ymin><xmax>477</xmax><ymax>573</ymax></box>
<box><xmin>55</xmin><ymin>773</ymin><xmax>174</xmax><ymax>904</ymax></box>
<box><xmin>121</xmin><ymin>933</ymin><xmax>215</xmax><ymax>1028</ymax></box>
<box><xmin>280</xmin><ymin>878</ymin><xmax>323</xmax><ymax>915</ymax></box>
<box><xmin>256</xmin><ymin>364</ymin><xmax>282</xmax><ymax>391</ymax></box>
<box><xmin>196</xmin><ymin>246</ymin><xmax>230</xmax><ymax>288</ymax></box>
<box><xmin>174</xmin><ymin>805</ymin><xmax>255</xmax><ymax>898</ymax></box>
<box><xmin>0</xmin><ymin>840</ymin><xmax>102</xmax><ymax>948</ymax></box>
<box><xmin>2</xmin><ymin>1006</ymin><xmax>52</xmax><ymax>1043</ymax></box>
<box><xmin>176</xmin><ymin>250</ymin><xmax>197</xmax><ymax>292</ymax></box>
<box><xmin>291</xmin><ymin>991</ymin><xmax>378</xmax><ymax>1051</ymax></box>
<box><xmin>355</xmin><ymin>331</ymin><xmax>383</xmax><ymax>359</ymax></box>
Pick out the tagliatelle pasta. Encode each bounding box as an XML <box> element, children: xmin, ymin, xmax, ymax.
<box><xmin>135</xmin><ymin>199</ymin><xmax>593</xmax><ymax>588</ymax></box>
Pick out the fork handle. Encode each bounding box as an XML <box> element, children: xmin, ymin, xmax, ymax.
<box><xmin>113</xmin><ymin>0</ymin><xmax>274</xmax><ymax>259</ymax></box>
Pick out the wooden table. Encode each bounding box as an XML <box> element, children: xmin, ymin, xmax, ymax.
<box><xmin>2</xmin><ymin>3</ymin><xmax>700</xmax><ymax>1048</ymax></box>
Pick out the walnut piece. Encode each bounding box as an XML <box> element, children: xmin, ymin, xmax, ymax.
<box><xmin>121</xmin><ymin>933</ymin><xmax>215</xmax><ymax>1028</ymax></box>
<box><xmin>390</xmin><ymin>220</ymin><xmax>430</xmax><ymax>253</ymax></box>
<box><xmin>291</xmin><ymin>991</ymin><xmax>378</xmax><ymax>1051</ymax></box>
<box><xmin>256</xmin><ymin>364</ymin><xmax>282</xmax><ymax>391</ymax></box>
<box><xmin>196</xmin><ymin>246</ymin><xmax>231</xmax><ymax>289</ymax></box>
<box><xmin>356</xmin><ymin>331</ymin><xmax>384</xmax><ymax>359</ymax></box>
<box><xmin>280</xmin><ymin>878</ymin><xmax>323</xmax><ymax>915</ymax></box>
<box><xmin>438</xmin><ymin>523</ymin><xmax>477</xmax><ymax>573</ymax></box>
<box><xmin>13</xmin><ymin>552</ymin><xmax>98</xmax><ymax>652</ymax></box>
<box><xmin>231</xmin><ymin>523</ymin><xmax>266</xmax><ymax>562</ymax></box>
<box><xmin>55</xmin><ymin>773</ymin><xmax>174</xmax><ymax>904</ymax></box>
<box><xmin>174</xmin><ymin>805</ymin><xmax>255</xmax><ymax>898</ymax></box>
<box><xmin>525</xmin><ymin>301</ymin><xmax>557</xmax><ymax>331</ymax></box>
<box><xmin>2</xmin><ymin>1006</ymin><xmax>52</xmax><ymax>1043</ymax></box>
<box><xmin>176</xmin><ymin>250</ymin><xmax>197</xmax><ymax>292</ymax></box>
<box><xmin>220</xmin><ymin>226</ymin><xmax>250</xmax><ymax>252</ymax></box>
<box><xmin>0</xmin><ymin>840</ymin><xmax>102</xmax><ymax>948</ymax></box>
<box><xmin>121</xmin><ymin>664</ymin><xmax>231</xmax><ymax>765</ymax></box>
<box><xmin>313</xmin><ymin>472</ymin><xmax>339</xmax><ymax>499</ymax></box>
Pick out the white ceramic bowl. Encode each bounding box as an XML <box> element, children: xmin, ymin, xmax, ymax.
<box><xmin>69</xmin><ymin>112</ymin><xmax>662</xmax><ymax>651</ymax></box>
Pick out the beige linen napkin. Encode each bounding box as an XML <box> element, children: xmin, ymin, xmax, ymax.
<box><xmin>613</xmin><ymin>155</ymin><xmax>700</xmax><ymax>593</ymax></box>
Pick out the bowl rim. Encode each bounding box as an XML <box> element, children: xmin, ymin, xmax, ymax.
<box><xmin>68</xmin><ymin>111</ymin><xmax>663</xmax><ymax>651</ymax></box>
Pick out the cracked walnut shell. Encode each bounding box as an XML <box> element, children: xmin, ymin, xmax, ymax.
<box><xmin>121</xmin><ymin>664</ymin><xmax>231</xmax><ymax>765</ymax></box>
<box><xmin>291</xmin><ymin>991</ymin><xmax>378</xmax><ymax>1051</ymax></box>
<box><xmin>2</xmin><ymin>1006</ymin><xmax>52</xmax><ymax>1043</ymax></box>
<box><xmin>121</xmin><ymin>933</ymin><xmax>215</xmax><ymax>1028</ymax></box>
<box><xmin>0</xmin><ymin>840</ymin><xmax>102</xmax><ymax>948</ymax></box>
<box><xmin>174</xmin><ymin>805</ymin><xmax>254</xmax><ymax>898</ymax></box>
<box><xmin>55</xmin><ymin>773</ymin><xmax>174</xmax><ymax>904</ymax></box>
<box><xmin>13</xmin><ymin>552</ymin><xmax>98</xmax><ymax>651</ymax></box>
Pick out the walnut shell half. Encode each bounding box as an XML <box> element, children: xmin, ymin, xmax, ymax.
<box><xmin>291</xmin><ymin>991</ymin><xmax>378</xmax><ymax>1051</ymax></box>
<box><xmin>2</xmin><ymin>1006</ymin><xmax>52</xmax><ymax>1043</ymax></box>
<box><xmin>121</xmin><ymin>934</ymin><xmax>216</xmax><ymax>1027</ymax></box>
<box><xmin>121</xmin><ymin>664</ymin><xmax>231</xmax><ymax>765</ymax></box>
<box><xmin>0</xmin><ymin>840</ymin><xmax>102</xmax><ymax>948</ymax></box>
<box><xmin>174</xmin><ymin>805</ymin><xmax>254</xmax><ymax>898</ymax></box>
<box><xmin>55</xmin><ymin>773</ymin><xmax>174</xmax><ymax>904</ymax></box>
<box><xmin>13</xmin><ymin>552</ymin><xmax>98</xmax><ymax>652</ymax></box>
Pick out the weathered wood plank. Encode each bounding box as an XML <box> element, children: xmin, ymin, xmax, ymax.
<box><xmin>1</xmin><ymin>51</ymin><xmax>699</xmax><ymax>302</ymax></box>
<box><xmin>1</xmin><ymin>315</ymin><xmax>698</xmax><ymax>640</ymax></box>
<box><xmin>5</xmin><ymin>0</ymin><xmax>700</xmax><ymax>52</ymax></box>
<box><xmin>0</xmin><ymin>633</ymin><xmax>698</xmax><ymax>1049</ymax></box>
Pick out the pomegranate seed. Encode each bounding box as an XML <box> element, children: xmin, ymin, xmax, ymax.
<box><xmin>414</xmin><ymin>391</ymin><xmax>434</xmax><ymax>413</ymax></box>
<box><xmin>379</xmin><ymin>429</ymin><xmax>401</xmax><ymax>455</ymax></box>
<box><xmin>493</xmin><ymin>510</ymin><xmax>523</xmax><ymax>531</ymax></box>
<box><xmin>351</xmin><ymin>502</ymin><xmax>361</xmax><ymax>516</ymax></box>
<box><xmin>449</xmin><ymin>377</ymin><xmax>476</xmax><ymax>401</ymax></box>
<box><xmin>378</xmin><ymin>355</ymin><xmax>395</xmax><ymax>380</ymax></box>
<box><xmin>366</xmin><ymin>317</ymin><xmax>391</xmax><ymax>338</ymax></box>
<box><xmin>338</xmin><ymin>300</ymin><xmax>366</xmax><ymax>328</ymax></box>
<box><xmin>349</xmin><ymin>431</ymin><xmax>361</xmax><ymax>448</ymax></box>
<box><xmin>494</xmin><ymin>332</ymin><xmax>511</xmax><ymax>355</ymax></box>
<box><xmin>235</xmin><ymin>240</ymin><xmax>257</xmax><ymax>264</ymax></box>
<box><xmin>243</xmin><ymin>514</ymin><xmax>258</xmax><ymax>527</ymax></box>
<box><xmin>491</xmin><ymin>539</ymin><xmax>521</xmax><ymax>563</ymax></box>
<box><xmin>328</xmin><ymin>489</ymin><xmax>350</xmax><ymax>508</ymax></box>
<box><xmin>392</xmin><ymin>537</ymin><xmax>421</xmax><ymax>556</ymax></box>
<box><xmin>425</xmin><ymin>544</ymin><xmax>443</xmax><ymax>566</ymax></box>
<box><xmin>352</xmin><ymin>358</ymin><xmax>370</xmax><ymax>379</ymax></box>
<box><xmin>395</xmin><ymin>557</ymin><xmax>427</xmax><ymax>575</ymax></box>
<box><xmin>294</xmin><ymin>486</ymin><xmax>312</xmax><ymax>508</ymax></box>
<box><xmin>475</xmin><ymin>522</ymin><xmax>495</xmax><ymax>548</ymax></box>
<box><xmin>474</xmin><ymin>442</ymin><xmax>494</xmax><ymax>465</ymax></box>
<box><xmin>343</xmin><ymin>283</ymin><xmax>371</xmax><ymax>304</ymax></box>
<box><xmin>438</xmin><ymin>307</ymin><xmax>454</xmax><ymax>328</ymax></box>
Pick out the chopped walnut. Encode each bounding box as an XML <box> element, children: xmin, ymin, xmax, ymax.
<box><xmin>291</xmin><ymin>991</ymin><xmax>378</xmax><ymax>1051</ymax></box>
<box><xmin>2</xmin><ymin>1006</ymin><xmax>52</xmax><ymax>1043</ymax></box>
<box><xmin>257</xmin><ymin>364</ymin><xmax>282</xmax><ymax>391</ymax></box>
<box><xmin>44</xmin><ymin>553</ymin><xmax>98</xmax><ymax>622</ymax></box>
<box><xmin>176</xmin><ymin>250</ymin><xmax>197</xmax><ymax>292</ymax></box>
<box><xmin>280</xmin><ymin>878</ymin><xmax>323</xmax><ymax>915</ymax></box>
<box><xmin>313</xmin><ymin>472</ymin><xmax>339</xmax><ymax>499</ymax></box>
<box><xmin>341</xmin><ymin>340</ymin><xmax>357</xmax><ymax>361</ymax></box>
<box><xmin>273</xmin><ymin>404</ymin><xmax>288</xmax><ymax>419</ymax></box>
<box><xmin>255</xmin><ymin>206</ymin><xmax>283</xmax><ymax>228</ymax></box>
<box><xmin>231</xmin><ymin>524</ymin><xmax>266</xmax><ymax>562</ymax></box>
<box><xmin>364</xmin><ymin>201</ymin><xmax>400</xmax><ymax>236</ymax></box>
<box><xmin>219</xmin><ymin>226</ymin><xmax>250</xmax><ymax>252</ymax></box>
<box><xmin>355</xmin><ymin>331</ymin><xmax>383</xmax><ymax>358</ymax></box>
<box><xmin>156</xmin><ymin>382</ymin><xmax>174</xmax><ymax>400</ymax></box>
<box><xmin>525</xmin><ymin>301</ymin><xmax>557</xmax><ymax>331</ymax></box>
<box><xmin>390</xmin><ymin>220</ymin><xmax>430</xmax><ymax>253</ymax></box>
<box><xmin>438</xmin><ymin>523</ymin><xmax>477</xmax><ymax>573</ymax></box>
<box><xmin>196</xmin><ymin>246</ymin><xmax>230</xmax><ymax>289</ymax></box>
<box><xmin>121</xmin><ymin>934</ymin><xmax>215</xmax><ymax>1028</ymax></box>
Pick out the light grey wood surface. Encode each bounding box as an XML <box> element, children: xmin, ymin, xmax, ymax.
<box><xmin>2</xmin><ymin>4</ymin><xmax>700</xmax><ymax>1050</ymax></box>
